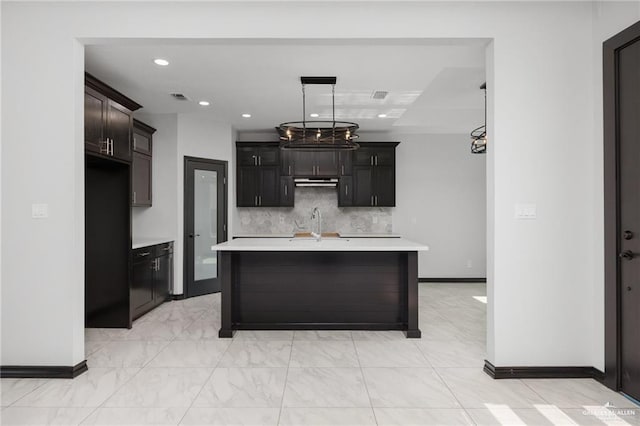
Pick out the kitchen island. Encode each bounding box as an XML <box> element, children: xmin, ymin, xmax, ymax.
<box><xmin>213</xmin><ymin>237</ymin><xmax>429</xmax><ymax>338</ymax></box>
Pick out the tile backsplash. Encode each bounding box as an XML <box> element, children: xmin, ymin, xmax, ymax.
<box><xmin>236</xmin><ymin>187</ymin><xmax>392</xmax><ymax>235</ymax></box>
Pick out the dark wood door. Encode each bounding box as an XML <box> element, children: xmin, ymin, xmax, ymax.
<box><xmin>237</xmin><ymin>167</ymin><xmax>259</xmax><ymax>207</ymax></box>
<box><xmin>258</xmin><ymin>147</ymin><xmax>279</xmax><ymax>166</ymax></box>
<box><xmin>259</xmin><ymin>167</ymin><xmax>279</xmax><ymax>206</ymax></box>
<box><xmin>338</xmin><ymin>151</ymin><xmax>352</xmax><ymax>176</ymax></box>
<box><xmin>354</xmin><ymin>147</ymin><xmax>375</xmax><ymax>166</ymax></box>
<box><xmin>375</xmin><ymin>166</ymin><xmax>395</xmax><ymax>207</ymax></box>
<box><xmin>237</xmin><ymin>147</ymin><xmax>260</xmax><ymax>166</ymax></box>
<box><xmin>315</xmin><ymin>151</ymin><xmax>338</xmax><ymax>176</ymax></box>
<box><xmin>132</xmin><ymin>251</ymin><xmax>155</xmax><ymax>319</ymax></box>
<box><xmin>292</xmin><ymin>150</ymin><xmax>315</xmax><ymax>176</ymax></box>
<box><xmin>618</xmin><ymin>36</ymin><xmax>640</xmax><ymax>402</ymax></box>
<box><xmin>84</xmin><ymin>87</ymin><xmax>107</xmax><ymax>154</ymax></box>
<box><xmin>280</xmin><ymin>149</ymin><xmax>293</xmax><ymax>176</ymax></box>
<box><xmin>280</xmin><ymin>176</ymin><xmax>294</xmax><ymax>207</ymax></box>
<box><xmin>184</xmin><ymin>157</ymin><xmax>227</xmax><ymax>297</ymax></box>
<box><xmin>132</xmin><ymin>152</ymin><xmax>152</xmax><ymax>206</ymax></box>
<box><xmin>353</xmin><ymin>166</ymin><xmax>374</xmax><ymax>206</ymax></box>
<box><xmin>107</xmin><ymin>101</ymin><xmax>132</xmax><ymax>162</ymax></box>
<box><xmin>154</xmin><ymin>252</ymin><xmax>172</xmax><ymax>304</ymax></box>
<box><xmin>374</xmin><ymin>148</ymin><xmax>395</xmax><ymax>166</ymax></box>
<box><xmin>338</xmin><ymin>176</ymin><xmax>353</xmax><ymax>207</ymax></box>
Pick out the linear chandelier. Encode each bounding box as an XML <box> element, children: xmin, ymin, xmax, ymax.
<box><xmin>471</xmin><ymin>82</ymin><xmax>487</xmax><ymax>154</ymax></box>
<box><xmin>277</xmin><ymin>76</ymin><xmax>360</xmax><ymax>151</ymax></box>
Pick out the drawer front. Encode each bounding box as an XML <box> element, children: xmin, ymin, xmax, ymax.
<box><xmin>156</xmin><ymin>242</ymin><xmax>174</xmax><ymax>256</ymax></box>
<box><xmin>133</xmin><ymin>247</ymin><xmax>154</xmax><ymax>262</ymax></box>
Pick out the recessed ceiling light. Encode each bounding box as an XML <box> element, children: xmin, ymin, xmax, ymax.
<box><xmin>242</xmin><ymin>113</ymin><xmax>251</xmax><ymax>118</ymax></box>
<box><xmin>377</xmin><ymin>113</ymin><xmax>388</xmax><ymax>118</ymax></box>
<box><xmin>153</xmin><ymin>58</ymin><xmax>169</xmax><ymax>66</ymax></box>
<box><xmin>198</xmin><ymin>101</ymin><xmax>210</xmax><ymax>106</ymax></box>
<box><xmin>309</xmin><ymin>113</ymin><xmax>319</xmax><ymax>118</ymax></box>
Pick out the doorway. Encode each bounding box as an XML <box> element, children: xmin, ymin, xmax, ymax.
<box><xmin>184</xmin><ymin>156</ymin><xmax>228</xmax><ymax>298</ymax></box>
<box><xmin>604</xmin><ymin>20</ymin><xmax>640</xmax><ymax>402</ymax></box>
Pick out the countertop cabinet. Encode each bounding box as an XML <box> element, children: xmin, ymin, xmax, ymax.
<box><xmin>236</xmin><ymin>142</ymin><xmax>283</xmax><ymax>207</ymax></box>
<box><xmin>132</xmin><ymin>120</ymin><xmax>156</xmax><ymax>207</ymax></box>
<box><xmin>350</xmin><ymin>142</ymin><xmax>398</xmax><ymax>207</ymax></box>
<box><xmin>131</xmin><ymin>242</ymin><xmax>173</xmax><ymax>320</ymax></box>
<box><xmin>84</xmin><ymin>74</ymin><xmax>142</xmax><ymax>163</ymax></box>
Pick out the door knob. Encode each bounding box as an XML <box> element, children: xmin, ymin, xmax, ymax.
<box><xmin>627</xmin><ymin>286</ymin><xmax>632</xmax><ymax>291</ymax></box>
<box><xmin>189</xmin><ymin>233</ymin><xmax>200</xmax><ymax>238</ymax></box>
<box><xmin>619</xmin><ymin>250</ymin><xmax>635</xmax><ymax>260</ymax></box>
<box><xmin>623</xmin><ymin>230</ymin><xmax>634</xmax><ymax>240</ymax></box>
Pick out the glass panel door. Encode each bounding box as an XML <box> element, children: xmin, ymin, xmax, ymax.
<box><xmin>194</xmin><ymin>169</ymin><xmax>218</xmax><ymax>281</ymax></box>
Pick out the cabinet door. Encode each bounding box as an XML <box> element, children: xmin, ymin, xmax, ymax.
<box><xmin>338</xmin><ymin>151</ymin><xmax>352</xmax><ymax>176</ymax></box>
<box><xmin>373</xmin><ymin>148</ymin><xmax>395</xmax><ymax>166</ymax></box>
<box><xmin>237</xmin><ymin>167</ymin><xmax>259</xmax><ymax>206</ymax></box>
<box><xmin>258</xmin><ymin>147</ymin><xmax>279</xmax><ymax>166</ymax></box>
<box><xmin>133</xmin><ymin>129</ymin><xmax>152</xmax><ymax>155</ymax></box>
<box><xmin>280</xmin><ymin>149</ymin><xmax>293</xmax><ymax>176</ymax></box>
<box><xmin>353</xmin><ymin>147</ymin><xmax>375</xmax><ymax>166</ymax></box>
<box><xmin>132</xmin><ymin>152</ymin><xmax>152</xmax><ymax>206</ymax></box>
<box><xmin>292</xmin><ymin>151</ymin><xmax>315</xmax><ymax>176</ymax></box>
<box><xmin>338</xmin><ymin>176</ymin><xmax>353</xmax><ymax>207</ymax></box>
<box><xmin>154</xmin><ymin>253</ymin><xmax>172</xmax><ymax>304</ymax></box>
<box><xmin>280</xmin><ymin>176</ymin><xmax>294</xmax><ymax>206</ymax></box>
<box><xmin>237</xmin><ymin>147</ymin><xmax>259</xmax><ymax>166</ymax></box>
<box><xmin>132</xmin><ymin>254</ymin><xmax>155</xmax><ymax>320</ymax></box>
<box><xmin>353</xmin><ymin>166</ymin><xmax>374</xmax><ymax>206</ymax></box>
<box><xmin>259</xmin><ymin>166</ymin><xmax>279</xmax><ymax>207</ymax></box>
<box><xmin>107</xmin><ymin>101</ymin><xmax>132</xmax><ymax>162</ymax></box>
<box><xmin>374</xmin><ymin>166</ymin><xmax>395</xmax><ymax>206</ymax></box>
<box><xmin>84</xmin><ymin>87</ymin><xmax>107</xmax><ymax>154</ymax></box>
<box><xmin>315</xmin><ymin>151</ymin><xmax>339</xmax><ymax>177</ymax></box>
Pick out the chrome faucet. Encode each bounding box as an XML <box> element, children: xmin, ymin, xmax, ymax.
<box><xmin>310</xmin><ymin>207</ymin><xmax>322</xmax><ymax>241</ymax></box>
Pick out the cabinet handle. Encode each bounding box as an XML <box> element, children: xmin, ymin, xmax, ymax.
<box><xmin>259</xmin><ymin>195</ymin><xmax>262</xmax><ymax>206</ymax></box>
<box><xmin>162</xmin><ymin>247</ymin><xmax>171</xmax><ymax>251</ymax></box>
<box><xmin>284</xmin><ymin>185</ymin><xmax>288</xmax><ymax>196</ymax></box>
<box><xmin>109</xmin><ymin>138</ymin><xmax>113</xmax><ymax>156</ymax></box>
<box><xmin>345</xmin><ymin>184</ymin><xmax>349</xmax><ymax>196</ymax></box>
<box><xmin>375</xmin><ymin>195</ymin><xmax>378</xmax><ymax>206</ymax></box>
<box><xmin>138</xmin><ymin>251</ymin><xmax>151</xmax><ymax>257</ymax></box>
<box><xmin>288</xmin><ymin>165</ymin><xmax>291</xmax><ymax>175</ymax></box>
<box><xmin>258</xmin><ymin>156</ymin><xmax>262</xmax><ymax>166</ymax></box>
<box><xmin>254</xmin><ymin>195</ymin><xmax>258</xmax><ymax>206</ymax></box>
<box><xmin>133</xmin><ymin>191</ymin><xmax>136</xmax><ymax>204</ymax></box>
<box><xmin>371</xmin><ymin>195</ymin><xmax>374</xmax><ymax>206</ymax></box>
<box><xmin>341</xmin><ymin>165</ymin><xmax>345</xmax><ymax>175</ymax></box>
<box><xmin>375</xmin><ymin>156</ymin><xmax>378</xmax><ymax>166</ymax></box>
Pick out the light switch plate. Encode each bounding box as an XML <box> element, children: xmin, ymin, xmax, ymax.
<box><xmin>32</xmin><ymin>203</ymin><xmax>49</xmax><ymax>219</ymax></box>
<box><xmin>514</xmin><ymin>203</ymin><xmax>537</xmax><ymax>219</ymax></box>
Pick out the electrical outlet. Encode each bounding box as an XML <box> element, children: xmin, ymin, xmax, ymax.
<box><xmin>466</xmin><ymin>260</ymin><xmax>473</xmax><ymax>268</ymax></box>
<box><xmin>31</xmin><ymin>203</ymin><xmax>49</xmax><ymax>219</ymax></box>
<box><xmin>372</xmin><ymin>215</ymin><xmax>378</xmax><ymax>224</ymax></box>
<box><xmin>514</xmin><ymin>203</ymin><xmax>537</xmax><ymax>219</ymax></box>
<box><xmin>279</xmin><ymin>216</ymin><xmax>285</xmax><ymax>224</ymax></box>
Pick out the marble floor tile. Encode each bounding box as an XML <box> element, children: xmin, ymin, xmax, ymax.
<box><xmin>217</xmin><ymin>340</ymin><xmax>292</xmax><ymax>368</ymax></box>
<box><xmin>464</xmin><ymin>405</ymin><xmax>607</xmax><ymax>425</ymax></box>
<box><xmin>415</xmin><ymin>339</ymin><xmax>486</xmax><ymax>367</ymax></box>
<box><xmin>278</xmin><ymin>407</ymin><xmax>376</xmax><ymax>425</ymax></box>
<box><xmin>293</xmin><ymin>330</ymin><xmax>353</xmax><ymax>341</ymax></box>
<box><xmin>373</xmin><ymin>408</ymin><xmax>474</xmax><ymax>425</ymax></box>
<box><xmin>350</xmin><ymin>331</ymin><xmax>407</xmax><ymax>341</ymax></box>
<box><xmin>13</xmin><ymin>368</ymin><xmax>139</xmax><ymax>407</ymax></box>
<box><xmin>354</xmin><ymin>341</ymin><xmax>430</xmax><ymax>368</ymax></box>
<box><xmin>87</xmin><ymin>341</ymin><xmax>169</xmax><ymax>367</ymax></box>
<box><xmin>180</xmin><ymin>319</ymin><xmax>223</xmax><ymax>340</ymax></box>
<box><xmin>282</xmin><ymin>367</ymin><xmax>370</xmax><ymax>407</ymax></box>
<box><xmin>193</xmin><ymin>367</ymin><xmax>287</xmax><ymax>407</ymax></box>
<box><xmin>418</xmin><ymin>320</ymin><xmax>475</xmax><ymax>341</ymax></box>
<box><xmin>148</xmin><ymin>340</ymin><xmax>231</xmax><ymax>367</ymax></box>
<box><xmin>436</xmin><ymin>367</ymin><xmax>546</xmax><ymax>409</ymax></box>
<box><xmin>105</xmin><ymin>367</ymin><xmax>212</xmax><ymax>408</ymax></box>
<box><xmin>136</xmin><ymin>305</ymin><xmax>206</xmax><ymax>324</ymax></box>
<box><xmin>363</xmin><ymin>368</ymin><xmax>460</xmax><ymax>408</ymax></box>
<box><xmin>107</xmin><ymin>319</ymin><xmax>194</xmax><ymax>341</ymax></box>
<box><xmin>179</xmin><ymin>407</ymin><xmax>279</xmax><ymax>425</ymax></box>
<box><xmin>84</xmin><ymin>341</ymin><xmax>109</xmax><ymax>357</ymax></box>
<box><xmin>233</xmin><ymin>330</ymin><xmax>294</xmax><ymax>340</ymax></box>
<box><xmin>80</xmin><ymin>407</ymin><xmax>187</xmax><ymax>425</ymax></box>
<box><xmin>84</xmin><ymin>328</ymin><xmax>114</xmax><ymax>342</ymax></box>
<box><xmin>290</xmin><ymin>341</ymin><xmax>358</xmax><ymax>367</ymax></box>
<box><xmin>0</xmin><ymin>407</ymin><xmax>95</xmax><ymax>425</ymax></box>
<box><xmin>522</xmin><ymin>378</ymin><xmax>640</xmax><ymax>409</ymax></box>
<box><xmin>1</xmin><ymin>378</ymin><xmax>50</xmax><ymax>406</ymax></box>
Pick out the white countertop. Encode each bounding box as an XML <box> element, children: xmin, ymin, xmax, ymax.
<box><xmin>213</xmin><ymin>237</ymin><xmax>428</xmax><ymax>252</ymax></box>
<box><xmin>132</xmin><ymin>238</ymin><xmax>174</xmax><ymax>249</ymax></box>
<box><xmin>233</xmin><ymin>233</ymin><xmax>402</xmax><ymax>239</ymax></box>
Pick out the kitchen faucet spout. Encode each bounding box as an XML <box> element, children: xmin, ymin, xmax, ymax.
<box><xmin>311</xmin><ymin>207</ymin><xmax>322</xmax><ymax>241</ymax></box>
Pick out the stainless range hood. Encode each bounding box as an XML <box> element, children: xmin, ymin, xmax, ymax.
<box><xmin>294</xmin><ymin>178</ymin><xmax>339</xmax><ymax>187</ymax></box>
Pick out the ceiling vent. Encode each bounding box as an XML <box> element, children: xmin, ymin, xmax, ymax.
<box><xmin>372</xmin><ymin>91</ymin><xmax>388</xmax><ymax>100</ymax></box>
<box><xmin>170</xmin><ymin>93</ymin><xmax>189</xmax><ymax>101</ymax></box>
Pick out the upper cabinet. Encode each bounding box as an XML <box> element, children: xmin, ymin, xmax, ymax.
<box><xmin>132</xmin><ymin>120</ymin><xmax>156</xmax><ymax>207</ymax></box>
<box><xmin>236</xmin><ymin>142</ymin><xmax>282</xmax><ymax>207</ymax></box>
<box><xmin>281</xmin><ymin>150</ymin><xmax>339</xmax><ymax>177</ymax></box>
<box><xmin>349</xmin><ymin>142</ymin><xmax>399</xmax><ymax>207</ymax></box>
<box><xmin>84</xmin><ymin>73</ymin><xmax>142</xmax><ymax>163</ymax></box>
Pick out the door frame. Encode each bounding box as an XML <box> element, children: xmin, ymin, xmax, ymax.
<box><xmin>183</xmin><ymin>156</ymin><xmax>228</xmax><ymax>298</ymax></box>
<box><xmin>603</xmin><ymin>19</ymin><xmax>640</xmax><ymax>391</ymax></box>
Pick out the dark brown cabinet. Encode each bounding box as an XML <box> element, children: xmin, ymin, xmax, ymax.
<box><xmin>280</xmin><ymin>176</ymin><xmax>294</xmax><ymax>206</ymax></box>
<box><xmin>282</xmin><ymin>150</ymin><xmax>339</xmax><ymax>177</ymax></box>
<box><xmin>132</xmin><ymin>242</ymin><xmax>173</xmax><ymax>320</ymax></box>
<box><xmin>338</xmin><ymin>176</ymin><xmax>353</xmax><ymax>207</ymax></box>
<box><xmin>132</xmin><ymin>120</ymin><xmax>155</xmax><ymax>207</ymax></box>
<box><xmin>236</xmin><ymin>143</ymin><xmax>282</xmax><ymax>207</ymax></box>
<box><xmin>350</xmin><ymin>142</ymin><xmax>398</xmax><ymax>207</ymax></box>
<box><xmin>84</xmin><ymin>74</ymin><xmax>141</xmax><ymax>163</ymax></box>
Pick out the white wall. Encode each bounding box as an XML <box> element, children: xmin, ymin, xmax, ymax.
<box><xmin>1</xmin><ymin>0</ymin><xmax>637</xmax><ymax>369</ymax></box>
<box><xmin>393</xmin><ymin>133</ymin><xmax>486</xmax><ymax>278</ymax></box>
<box><xmin>131</xmin><ymin>113</ymin><xmax>180</xmax><ymax>289</ymax></box>
<box><xmin>175</xmin><ymin>112</ymin><xmax>234</xmax><ymax>294</ymax></box>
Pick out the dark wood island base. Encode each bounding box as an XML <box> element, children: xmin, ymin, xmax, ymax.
<box><xmin>218</xmin><ymin>250</ymin><xmax>421</xmax><ymax>338</ymax></box>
